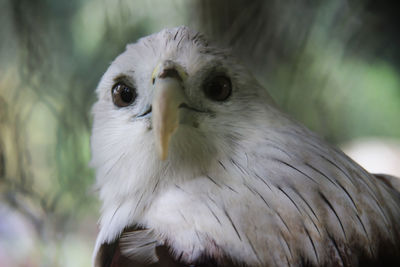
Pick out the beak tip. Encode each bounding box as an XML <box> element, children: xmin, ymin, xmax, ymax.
<box><xmin>159</xmin><ymin>151</ymin><xmax>168</xmax><ymax>161</ymax></box>
<box><xmin>155</xmin><ymin>139</ymin><xmax>169</xmax><ymax>161</ymax></box>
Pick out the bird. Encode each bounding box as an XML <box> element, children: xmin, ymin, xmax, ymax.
<box><xmin>90</xmin><ymin>26</ymin><xmax>400</xmax><ymax>267</ymax></box>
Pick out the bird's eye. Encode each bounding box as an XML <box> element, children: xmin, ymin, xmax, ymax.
<box><xmin>111</xmin><ymin>83</ymin><xmax>137</xmax><ymax>107</ymax></box>
<box><xmin>203</xmin><ymin>75</ymin><xmax>232</xmax><ymax>102</ymax></box>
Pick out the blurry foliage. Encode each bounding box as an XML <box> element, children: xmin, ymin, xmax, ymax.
<box><xmin>0</xmin><ymin>0</ymin><xmax>399</xmax><ymax>266</ymax></box>
<box><xmin>193</xmin><ymin>0</ymin><xmax>400</xmax><ymax>143</ymax></box>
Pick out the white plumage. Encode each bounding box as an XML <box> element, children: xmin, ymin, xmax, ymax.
<box><xmin>91</xmin><ymin>26</ymin><xmax>400</xmax><ymax>266</ymax></box>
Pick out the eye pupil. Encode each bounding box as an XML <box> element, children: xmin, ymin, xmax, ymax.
<box><xmin>112</xmin><ymin>83</ymin><xmax>137</xmax><ymax>107</ymax></box>
<box><xmin>204</xmin><ymin>76</ymin><xmax>232</xmax><ymax>101</ymax></box>
<box><xmin>121</xmin><ymin>86</ymin><xmax>133</xmax><ymax>103</ymax></box>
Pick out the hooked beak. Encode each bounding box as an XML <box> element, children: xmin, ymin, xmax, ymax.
<box><xmin>152</xmin><ymin>64</ymin><xmax>186</xmax><ymax>160</ymax></box>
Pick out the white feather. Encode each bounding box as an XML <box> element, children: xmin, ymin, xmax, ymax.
<box><xmin>91</xmin><ymin>26</ymin><xmax>400</xmax><ymax>266</ymax></box>
<box><xmin>119</xmin><ymin>229</ymin><xmax>159</xmax><ymax>264</ymax></box>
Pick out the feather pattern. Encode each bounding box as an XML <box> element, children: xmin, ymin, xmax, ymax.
<box><xmin>91</xmin><ymin>26</ymin><xmax>400</xmax><ymax>266</ymax></box>
<box><xmin>119</xmin><ymin>228</ymin><xmax>159</xmax><ymax>264</ymax></box>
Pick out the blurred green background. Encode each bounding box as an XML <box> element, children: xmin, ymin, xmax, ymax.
<box><xmin>0</xmin><ymin>0</ymin><xmax>399</xmax><ymax>266</ymax></box>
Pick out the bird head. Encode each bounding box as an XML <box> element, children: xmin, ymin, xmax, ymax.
<box><xmin>91</xmin><ymin>26</ymin><xmax>277</xmax><ymax>184</ymax></box>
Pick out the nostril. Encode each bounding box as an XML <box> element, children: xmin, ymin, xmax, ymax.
<box><xmin>158</xmin><ymin>68</ymin><xmax>182</xmax><ymax>81</ymax></box>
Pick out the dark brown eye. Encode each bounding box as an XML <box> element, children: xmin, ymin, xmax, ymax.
<box><xmin>203</xmin><ymin>75</ymin><xmax>232</xmax><ymax>101</ymax></box>
<box><xmin>111</xmin><ymin>83</ymin><xmax>137</xmax><ymax>107</ymax></box>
